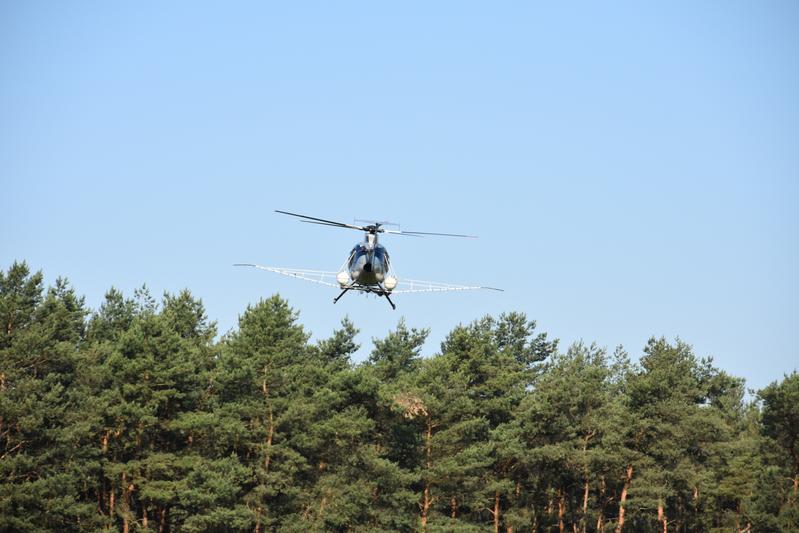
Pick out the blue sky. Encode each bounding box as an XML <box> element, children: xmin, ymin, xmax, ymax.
<box><xmin>1</xmin><ymin>1</ymin><xmax>797</xmax><ymax>390</ymax></box>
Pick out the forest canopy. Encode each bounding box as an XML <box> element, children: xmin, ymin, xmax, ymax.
<box><xmin>1</xmin><ymin>261</ymin><xmax>797</xmax><ymax>532</ymax></box>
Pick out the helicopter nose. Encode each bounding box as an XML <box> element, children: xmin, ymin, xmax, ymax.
<box><xmin>363</xmin><ymin>262</ymin><xmax>372</xmax><ymax>272</ymax></box>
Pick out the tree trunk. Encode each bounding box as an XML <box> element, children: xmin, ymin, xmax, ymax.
<box><xmin>596</xmin><ymin>476</ymin><xmax>606</xmax><ymax>532</ymax></box>
<box><xmin>421</xmin><ymin>417</ymin><xmax>433</xmax><ymax>532</ymax></box>
<box><xmin>658</xmin><ymin>501</ymin><xmax>667</xmax><ymax>533</ymax></box>
<box><xmin>142</xmin><ymin>507</ymin><xmax>148</xmax><ymax>529</ymax></box>
<box><xmin>254</xmin><ymin>506</ymin><xmax>262</xmax><ymax>533</ymax></box>
<box><xmin>421</xmin><ymin>484</ymin><xmax>431</xmax><ymax>531</ymax></box>
<box><xmin>121</xmin><ymin>472</ymin><xmax>129</xmax><ymax>533</ymax></box>
<box><xmin>494</xmin><ymin>490</ymin><xmax>501</xmax><ymax>533</ymax></box>
<box><xmin>558</xmin><ymin>488</ymin><xmax>565</xmax><ymax>533</ymax></box>
<box><xmin>615</xmin><ymin>465</ymin><xmax>633</xmax><ymax>533</ymax></box>
<box><xmin>581</xmin><ymin>478</ymin><xmax>590</xmax><ymax>533</ymax></box>
<box><xmin>264</xmin><ymin>409</ymin><xmax>274</xmax><ymax>471</ymax></box>
<box><xmin>100</xmin><ymin>431</ymin><xmax>110</xmax><ymax>518</ymax></box>
<box><xmin>580</xmin><ymin>431</ymin><xmax>595</xmax><ymax>533</ymax></box>
<box><xmin>158</xmin><ymin>507</ymin><xmax>167</xmax><ymax>533</ymax></box>
<box><xmin>262</xmin><ymin>379</ymin><xmax>274</xmax><ymax>473</ymax></box>
<box><xmin>451</xmin><ymin>495</ymin><xmax>458</xmax><ymax>519</ymax></box>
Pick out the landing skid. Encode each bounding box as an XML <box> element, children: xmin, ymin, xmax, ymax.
<box><xmin>332</xmin><ymin>283</ymin><xmax>397</xmax><ymax>310</ymax></box>
<box><xmin>380</xmin><ymin>283</ymin><xmax>397</xmax><ymax>310</ymax></box>
<box><xmin>333</xmin><ymin>284</ymin><xmax>353</xmax><ymax>305</ymax></box>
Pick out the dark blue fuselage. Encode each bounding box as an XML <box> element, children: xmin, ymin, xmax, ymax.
<box><xmin>348</xmin><ymin>243</ymin><xmax>390</xmax><ymax>285</ymax></box>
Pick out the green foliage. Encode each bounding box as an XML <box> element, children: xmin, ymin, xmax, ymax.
<box><xmin>758</xmin><ymin>372</ymin><xmax>799</xmax><ymax>530</ymax></box>
<box><xmin>1</xmin><ymin>261</ymin><xmax>796</xmax><ymax>532</ymax></box>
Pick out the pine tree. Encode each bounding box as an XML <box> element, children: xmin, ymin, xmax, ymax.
<box><xmin>512</xmin><ymin>342</ymin><xmax>625</xmax><ymax>532</ymax></box>
<box><xmin>618</xmin><ymin>338</ymin><xmax>746</xmax><ymax>532</ymax></box>
<box><xmin>211</xmin><ymin>295</ymin><xmax>310</xmax><ymax>531</ymax></box>
<box><xmin>0</xmin><ymin>263</ymin><xmax>97</xmax><ymax>530</ymax></box>
<box><xmin>84</xmin><ymin>287</ymin><xmax>227</xmax><ymax>531</ymax></box>
<box><xmin>353</xmin><ymin>320</ymin><xmax>430</xmax><ymax>532</ymax></box>
<box><xmin>758</xmin><ymin>372</ymin><xmax>799</xmax><ymax>530</ymax></box>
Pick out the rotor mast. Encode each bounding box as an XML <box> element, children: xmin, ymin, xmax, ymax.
<box><xmin>362</xmin><ymin>222</ymin><xmax>383</xmax><ymax>248</ymax></box>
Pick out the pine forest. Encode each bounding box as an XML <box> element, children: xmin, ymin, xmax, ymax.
<box><xmin>1</xmin><ymin>261</ymin><xmax>798</xmax><ymax>533</ymax></box>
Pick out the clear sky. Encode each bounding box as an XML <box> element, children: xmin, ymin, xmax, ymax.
<box><xmin>1</xmin><ymin>1</ymin><xmax>797</xmax><ymax>391</ymax></box>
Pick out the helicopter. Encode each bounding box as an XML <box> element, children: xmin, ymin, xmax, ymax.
<box><xmin>235</xmin><ymin>210</ymin><xmax>502</xmax><ymax>309</ymax></box>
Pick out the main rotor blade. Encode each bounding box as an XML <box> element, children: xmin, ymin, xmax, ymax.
<box><xmin>383</xmin><ymin>230</ymin><xmax>423</xmax><ymax>238</ymax></box>
<box><xmin>275</xmin><ymin>210</ymin><xmax>366</xmax><ymax>231</ymax></box>
<box><xmin>393</xmin><ymin>230</ymin><xmax>478</xmax><ymax>238</ymax></box>
<box><xmin>300</xmin><ymin>220</ymin><xmax>364</xmax><ymax>230</ymax></box>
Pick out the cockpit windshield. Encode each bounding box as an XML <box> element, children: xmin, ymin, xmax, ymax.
<box><xmin>373</xmin><ymin>247</ymin><xmax>388</xmax><ymax>264</ymax></box>
<box><xmin>351</xmin><ymin>244</ymin><xmax>367</xmax><ymax>260</ymax></box>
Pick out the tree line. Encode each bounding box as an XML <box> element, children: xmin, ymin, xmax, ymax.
<box><xmin>1</xmin><ymin>261</ymin><xmax>797</xmax><ymax>532</ymax></box>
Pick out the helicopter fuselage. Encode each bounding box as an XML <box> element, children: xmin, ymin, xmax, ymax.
<box><xmin>347</xmin><ymin>234</ymin><xmax>392</xmax><ymax>287</ymax></box>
